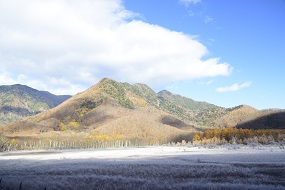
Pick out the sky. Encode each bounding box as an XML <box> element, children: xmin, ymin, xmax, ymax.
<box><xmin>0</xmin><ymin>0</ymin><xmax>284</xmax><ymax>109</ymax></box>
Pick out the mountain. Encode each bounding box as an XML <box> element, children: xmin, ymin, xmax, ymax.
<box><xmin>1</xmin><ymin>78</ymin><xmax>284</xmax><ymax>146</ymax></box>
<box><xmin>0</xmin><ymin>84</ymin><xmax>71</xmax><ymax>125</ymax></box>
<box><xmin>157</xmin><ymin>90</ymin><xmax>228</xmax><ymax>128</ymax></box>
<box><xmin>215</xmin><ymin>105</ymin><xmax>285</xmax><ymax>129</ymax></box>
<box><xmin>0</xmin><ymin>78</ymin><xmax>196</xmax><ymax>144</ymax></box>
<box><xmin>122</xmin><ymin>83</ymin><xmax>227</xmax><ymax>128</ymax></box>
<box><xmin>158</xmin><ymin>90</ymin><xmax>218</xmax><ymax>111</ymax></box>
<box><xmin>236</xmin><ymin>110</ymin><xmax>285</xmax><ymax>129</ymax></box>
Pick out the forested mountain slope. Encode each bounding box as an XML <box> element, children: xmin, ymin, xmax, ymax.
<box><xmin>0</xmin><ymin>84</ymin><xmax>71</xmax><ymax>125</ymax></box>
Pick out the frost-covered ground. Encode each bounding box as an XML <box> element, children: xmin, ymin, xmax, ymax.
<box><xmin>1</xmin><ymin>145</ymin><xmax>285</xmax><ymax>190</ymax></box>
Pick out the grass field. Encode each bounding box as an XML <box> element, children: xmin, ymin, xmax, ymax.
<box><xmin>1</xmin><ymin>145</ymin><xmax>285</xmax><ymax>190</ymax></box>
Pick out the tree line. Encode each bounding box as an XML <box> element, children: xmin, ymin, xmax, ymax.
<box><xmin>0</xmin><ymin>135</ymin><xmax>163</xmax><ymax>152</ymax></box>
<box><xmin>193</xmin><ymin>128</ymin><xmax>285</xmax><ymax>145</ymax></box>
<box><xmin>1</xmin><ymin>128</ymin><xmax>285</xmax><ymax>152</ymax></box>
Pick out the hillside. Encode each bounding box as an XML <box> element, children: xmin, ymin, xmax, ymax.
<box><xmin>123</xmin><ymin>84</ymin><xmax>227</xmax><ymax>128</ymax></box>
<box><xmin>124</xmin><ymin>84</ymin><xmax>285</xmax><ymax>130</ymax></box>
<box><xmin>158</xmin><ymin>90</ymin><xmax>218</xmax><ymax>111</ymax></box>
<box><xmin>157</xmin><ymin>90</ymin><xmax>228</xmax><ymax>128</ymax></box>
<box><xmin>215</xmin><ymin>105</ymin><xmax>285</xmax><ymax>129</ymax></box>
<box><xmin>0</xmin><ymin>78</ymin><xmax>195</xmax><ymax>144</ymax></box>
<box><xmin>0</xmin><ymin>84</ymin><xmax>71</xmax><ymax>125</ymax></box>
<box><xmin>236</xmin><ymin>108</ymin><xmax>285</xmax><ymax>129</ymax></box>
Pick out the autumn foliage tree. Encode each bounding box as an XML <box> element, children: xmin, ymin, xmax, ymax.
<box><xmin>193</xmin><ymin>128</ymin><xmax>285</xmax><ymax>145</ymax></box>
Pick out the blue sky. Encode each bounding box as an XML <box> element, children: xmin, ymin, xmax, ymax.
<box><xmin>124</xmin><ymin>0</ymin><xmax>285</xmax><ymax>109</ymax></box>
<box><xmin>0</xmin><ymin>0</ymin><xmax>284</xmax><ymax>109</ymax></box>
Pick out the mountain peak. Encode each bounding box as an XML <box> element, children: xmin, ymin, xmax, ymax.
<box><xmin>0</xmin><ymin>83</ymin><xmax>34</xmax><ymax>91</ymax></box>
<box><xmin>99</xmin><ymin>77</ymin><xmax>116</xmax><ymax>84</ymax></box>
<box><xmin>158</xmin><ymin>90</ymin><xmax>172</xmax><ymax>95</ymax></box>
<box><xmin>229</xmin><ymin>104</ymin><xmax>258</xmax><ymax>112</ymax></box>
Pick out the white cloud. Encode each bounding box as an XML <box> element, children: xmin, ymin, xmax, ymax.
<box><xmin>0</xmin><ymin>72</ymin><xmax>17</xmax><ymax>85</ymax></box>
<box><xmin>204</xmin><ymin>16</ymin><xmax>214</xmax><ymax>24</ymax></box>
<box><xmin>216</xmin><ymin>82</ymin><xmax>252</xmax><ymax>93</ymax></box>
<box><xmin>179</xmin><ymin>0</ymin><xmax>202</xmax><ymax>6</ymax></box>
<box><xmin>198</xmin><ymin>80</ymin><xmax>213</xmax><ymax>85</ymax></box>
<box><xmin>0</xmin><ymin>0</ymin><xmax>231</xmax><ymax>95</ymax></box>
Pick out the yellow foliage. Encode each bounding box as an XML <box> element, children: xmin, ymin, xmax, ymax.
<box><xmin>95</xmin><ymin>134</ymin><xmax>111</xmax><ymax>141</ymax></box>
<box><xmin>10</xmin><ymin>139</ymin><xmax>17</xmax><ymax>144</ymax></box>
<box><xmin>111</xmin><ymin>134</ymin><xmax>124</xmax><ymax>140</ymax></box>
<box><xmin>87</xmin><ymin>133</ymin><xmax>124</xmax><ymax>142</ymax></box>
<box><xmin>67</xmin><ymin>121</ymin><xmax>80</xmax><ymax>128</ymax></box>
<box><xmin>193</xmin><ymin>132</ymin><xmax>202</xmax><ymax>141</ymax></box>
<box><xmin>59</xmin><ymin>123</ymin><xmax>67</xmax><ymax>131</ymax></box>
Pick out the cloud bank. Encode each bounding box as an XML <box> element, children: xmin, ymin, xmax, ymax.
<box><xmin>179</xmin><ymin>0</ymin><xmax>202</xmax><ymax>6</ymax></box>
<box><xmin>0</xmin><ymin>0</ymin><xmax>231</xmax><ymax>94</ymax></box>
<box><xmin>216</xmin><ymin>82</ymin><xmax>252</xmax><ymax>93</ymax></box>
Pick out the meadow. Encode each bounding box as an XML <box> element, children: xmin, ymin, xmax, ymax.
<box><xmin>1</xmin><ymin>145</ymin><xmax>285</xmax><ymax>190</ymax></box>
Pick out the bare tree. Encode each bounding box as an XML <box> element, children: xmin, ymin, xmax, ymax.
<box><xmin>0</xmin><ymin>136</ymin><xmax>9</xmax><ymax>152</ymax></box>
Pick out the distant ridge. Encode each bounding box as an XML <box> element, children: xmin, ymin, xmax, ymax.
<box><xmin>158</xmin><ymin>90</ymin><xmax>217</xmax><ymax>111</ymax></box>
<box><xmin>0</xmin><ymin>84</ymin><xmax>71</xmax><ymax>125</ymax></box>
<box><xmin>156</xmin><ymin>90</ymin><xmax>228</xmax><ymax>128</ymax></box>
<box><xmin>215</xmin><ymin>104</ymin><xmax>285</xmax><ymax>129</ymax></box>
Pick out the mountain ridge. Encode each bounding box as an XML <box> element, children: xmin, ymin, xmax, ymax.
<box><xmin>0</xmin><ymin>84</ymin><xmax>71</xmax><ymax>125</ymax></box>
<box><xmin>1</xmin><ymin>78</ymin><xmax>284</xmax><ymax>144</ymax></box>
<box><xmin>0</xmin><ymin>79</ymin><xmax>197</xmax><ymax>143</ymax></box>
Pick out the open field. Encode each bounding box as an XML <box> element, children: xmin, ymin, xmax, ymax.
<box><xmin>1</xmin><ymin>145</ymin><xmax>285</xmax><ymax>190</ymax></box>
